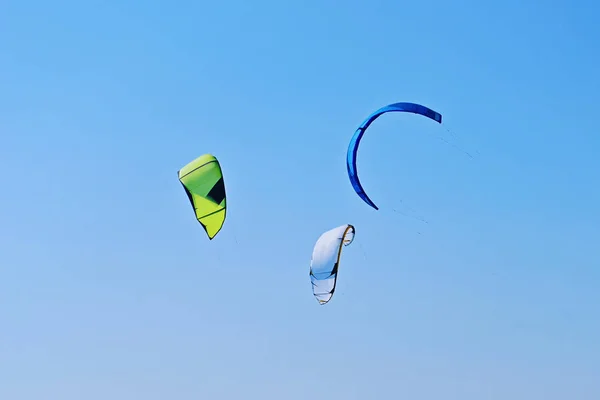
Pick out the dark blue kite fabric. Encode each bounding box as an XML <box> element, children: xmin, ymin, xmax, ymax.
<box><xmin>346</xmin><ymin>102</ymin><xmax>442</xmax><ymax>210</ymax></box>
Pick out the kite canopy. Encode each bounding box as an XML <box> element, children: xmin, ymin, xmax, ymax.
<box><xmin>346</xmin><ymin>102</ymin><xmax>442</xmax><ymax>210</ymax></box>
<box><xmin>309</xmin><ymin>224</ymin><xmax>355</xmax><ymax>305</ymax></box>
<box><xmin>178</xmin><ymin>154</ymin><xmax>227</xmax><ymax>240</ymax></box>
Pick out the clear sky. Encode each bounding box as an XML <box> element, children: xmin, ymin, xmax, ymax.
<box><xmin>1</xmin><ymin>0</ymin><xmax>599</xmax><ymax>399</ymax></box>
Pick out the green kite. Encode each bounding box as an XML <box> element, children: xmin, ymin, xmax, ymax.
<box><xmin>178</xmin><ymin>154</ymin><xmax>227</xmax><ymax>240</ymax></box>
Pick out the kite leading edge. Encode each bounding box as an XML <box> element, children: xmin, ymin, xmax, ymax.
<box><xmin>309</xmin><ymin>224</ymin><xmax>355</xmax><ymax>305</ymax></box>
<box><xmin>346</xmin><ymin>102</ymin><xmax>442</xmax><ymax>210</ymax></box>
<box><xmin>178</xmin><ymin>153</ymin><xmax>227</xmax><ymax>240</ymax></box>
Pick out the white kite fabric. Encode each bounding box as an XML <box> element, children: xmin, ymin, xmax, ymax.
<box><xmin>309</xmin><ymin>224</ymin><xmax>355</xmax><ymax>305</ymax></box>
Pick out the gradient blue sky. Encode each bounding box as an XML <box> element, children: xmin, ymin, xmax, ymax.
<box><xmin>1</xmin><ymin>0</ymin><xmax>599</xmax><ymax>399</ymax></box>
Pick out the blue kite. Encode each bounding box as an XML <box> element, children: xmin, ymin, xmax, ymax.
<box><xmin>346</xmin><ymin>102</ymin><xmax>443</xmax><ymax>210</ymax></box>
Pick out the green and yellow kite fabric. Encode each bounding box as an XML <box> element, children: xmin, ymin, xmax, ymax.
<box><xmin>178</xmin><ymin>154</ymin><xmax>226</xmax><ymax>240</ymax></box>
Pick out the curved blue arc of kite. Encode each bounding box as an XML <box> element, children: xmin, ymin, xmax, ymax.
<box><xmin>346</xmin><ymin>102</ymin><xmax>443</xmax><ymax>210</ymax></box>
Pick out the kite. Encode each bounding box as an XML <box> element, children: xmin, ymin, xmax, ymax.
<box><xmin>178</xmin><ymin>153</ymin><xmax>227</xmax><ymax>240</ymax></box>
<box><xmin>346</xmin><ymin>102</ymin><xmax>442</xmax><ymax>210</ymax></box>
<box><xmin>309</xmin><ymin>224</ymin><xmax>355</xmax><ymax>305</ymax></box>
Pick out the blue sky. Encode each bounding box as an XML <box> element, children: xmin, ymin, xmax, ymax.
<box><xmin>1</xmin><ymin>0</ymin><xmax>599</xmax><ymax>398</ymax></box>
